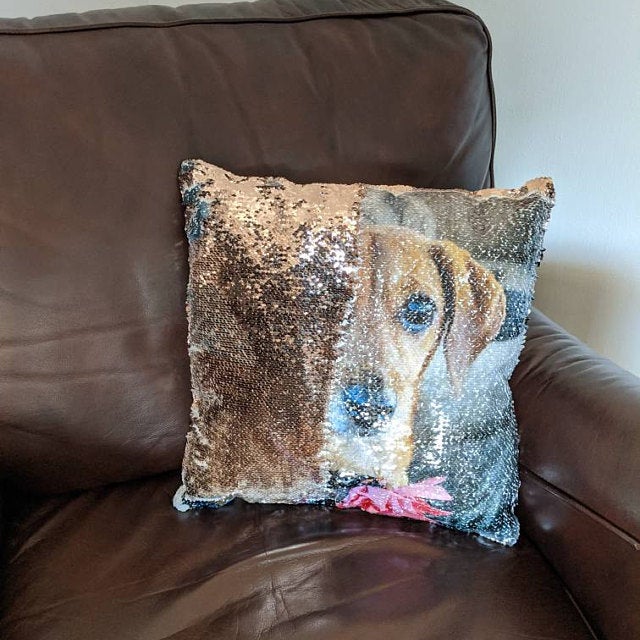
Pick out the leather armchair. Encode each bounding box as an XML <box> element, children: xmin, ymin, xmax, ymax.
<box><xmin>0</xmin><ymin>1</ymin><xmax>637</xmax><ymax>639</ymax></box>
<box><xmin>515</xmin><ymin>310</ymin><xmax>640</xmax><ymax>639</ymax></box>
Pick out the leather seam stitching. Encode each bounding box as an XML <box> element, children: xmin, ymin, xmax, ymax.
<box><xmin>563</xmin><ymin>587</ymin><xmax>601</xmax><ymax>640</ymax></box>
<box><xmin>520</xmin><ymin>466</ymin><xmax>640</xmax><ymax>550</ymax></box>
<box><xmin>0</xmin><ymin>6</ymin><xmax>485</xmax><ymax>36</ymax></box>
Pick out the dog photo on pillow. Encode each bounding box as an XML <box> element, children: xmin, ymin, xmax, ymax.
<box><xmin>174</xmin><ymin>160</ymin><xmax>554</xmax><ymax>546</ymax></box>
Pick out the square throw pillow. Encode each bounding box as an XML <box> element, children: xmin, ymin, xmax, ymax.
<box><xmin>174</xmin><ymin>160</ymin><xmax>554</xmax><ymax>546</ymax></box>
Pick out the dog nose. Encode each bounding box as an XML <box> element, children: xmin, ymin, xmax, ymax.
<box><xmin>342</xmin><ymin>374</ymin><xmax>396</xmax><ymax>436</ymax></box>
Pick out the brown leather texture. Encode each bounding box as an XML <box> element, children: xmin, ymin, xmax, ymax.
<box><xmin>0</xmin><ymin>0</ymin><xmax>495</xmax><ymax>495</ymax></box>
<box><xmin>0</xmin><ymin>471</ymin><xmax>594</xmax><ymax>640</ymax></box>
<box><xmin>514</xmin><ymin>309</ymin><xmax>640</xmax><ymax>640</ymax></box>
<box><xmin>3</xmin><ymin>2</ymin><xmax>631</xmax><ymax>638</ymax></box>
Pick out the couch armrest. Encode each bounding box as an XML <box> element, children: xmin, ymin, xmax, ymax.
<box><xmin>512</xmin><ymin>309</ymin><xmax>640</xmax><ymax>640</ymax></box>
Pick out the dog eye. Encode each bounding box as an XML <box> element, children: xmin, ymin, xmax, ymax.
<box><xmin>398</xmin><ymin>293</ymin><xmax>437</xmax><ymax>333</ymax></box>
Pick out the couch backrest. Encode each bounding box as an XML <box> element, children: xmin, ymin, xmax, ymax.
<box><xmin>0</xmin><ymin>0</ymin><xmax>495</xmax><ymax>493</ymax></box>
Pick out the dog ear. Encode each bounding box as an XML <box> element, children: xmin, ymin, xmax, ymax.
<box><xmin>429</xmin><ymin>241</ymin><xmax>506</xmax><ymax>393</ymax></box>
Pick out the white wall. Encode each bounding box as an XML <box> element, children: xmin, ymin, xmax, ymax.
<box><xmin>462</xmin><ymin>0</ymin><xmax>640</xmax><ymax>376</ymax></box>
<box><xmin>2</xmin><ymin>0</ymin><xmax>639</xmax><ymax>375</ymax></box>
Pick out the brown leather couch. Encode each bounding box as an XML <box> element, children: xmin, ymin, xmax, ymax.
<box><xmin>0</xmin><ymin>1</ymin><xmax>638</xmax><ymax>638</ymax></box>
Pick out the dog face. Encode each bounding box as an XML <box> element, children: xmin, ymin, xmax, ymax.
<box><xmin>324</xmin><ymin>226</ymin><xmax>506</xmax><ymax>488</ymax></box>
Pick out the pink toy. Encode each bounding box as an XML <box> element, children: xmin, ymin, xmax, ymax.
<box><xmin>336</xmin><ymin>477</ymin><xmax>453</xmax><ymax>521</ymax></box>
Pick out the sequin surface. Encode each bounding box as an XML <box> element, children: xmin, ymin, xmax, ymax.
<box><xmin>174</xmin><ymin>160</ymin><xmax>554</xmax><ymax>546</ymax></box>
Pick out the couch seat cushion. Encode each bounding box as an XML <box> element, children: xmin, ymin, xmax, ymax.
<box><xmin>1</xmin><ymin>472</ymin><xmax>592</xmax><ymax>640</ymax></box>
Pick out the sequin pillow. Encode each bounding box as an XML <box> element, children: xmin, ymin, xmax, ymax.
<box><xmin>174</xmin><ymin>160</ymin><xmax>554</xmax><ymax>546</ymax></box>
